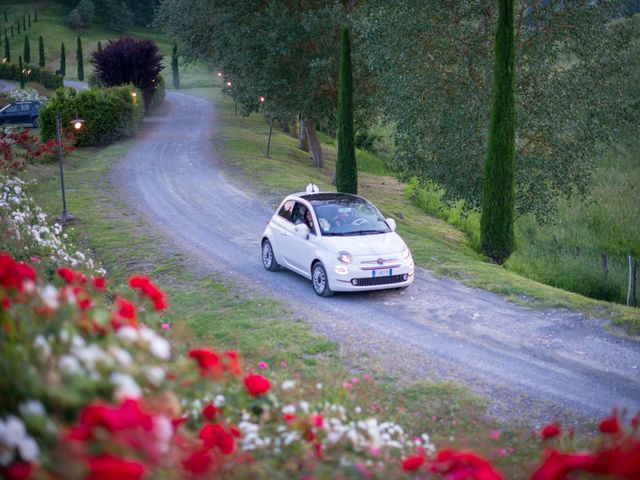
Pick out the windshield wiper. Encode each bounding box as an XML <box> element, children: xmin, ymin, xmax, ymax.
<box><xmin>343</xmin><ymin>230</ymin><xmax>386</xmax><ymax>236</ymax></box>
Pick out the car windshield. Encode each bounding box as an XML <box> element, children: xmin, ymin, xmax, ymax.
<box><xmin>309</xmin><ymin>195</ymin><xmax>391</xmax><ymax>236</ymax></box>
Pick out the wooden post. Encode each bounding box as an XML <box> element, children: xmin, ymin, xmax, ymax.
<box><xmin>633</xmin><ymin>259</ymin><xmax>637</xmax><ymax>307</ymax></box>
<box><xmin>627</xmin><ymin>255</ymin><xmax>633</xmax><ymax>306</ymax></box>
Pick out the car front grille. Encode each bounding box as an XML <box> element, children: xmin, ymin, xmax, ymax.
<box><xmin>350</xmin><ymin>274</ymin><xmax>408</xmax><ymax>287</ymax></box>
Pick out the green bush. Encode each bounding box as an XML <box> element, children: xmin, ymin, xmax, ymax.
<box><xmin>407</xmin><ymin>177</ymin><xmax>481</xmax><ymax>251</ymax></box>
<box><xmin>40</xmin><ymin>85</ymin><xmax>144</xmax><ymax>147</ymax></box>
<box><xmin>0</xmin><ymin>62</ymin><xmax>63</xmax><ymax>89</ymax></box>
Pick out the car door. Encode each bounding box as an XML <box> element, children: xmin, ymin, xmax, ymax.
<box><xmin>0</xmin><ymin>104</ymin><xmax>19</xmax><ymax>124</ymax></box>
<box><xmin>269</xmin><ymin>199</ymin><xmax>296</xmax><ymax>267</ymax></box>
<box><xmin>287</xmin><ymin>202</ymin><xmax>318</xmax><ymax>277</ymax></box>
<box><xmin>18</xmin><ymin>104</ymin><xmax>31</xmax><ymax>123</ymax></box>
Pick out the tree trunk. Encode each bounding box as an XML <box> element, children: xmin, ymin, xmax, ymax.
<box><xmin>305</xmin><ymin>119</ymin><xmax>323</xmax><ymax>168</ymax></box>
<box><xmin>298</xmin><ymin>117</ymin><xmax>309</xmax><ymax>152</ymax></box>
<box><xmin>280</xmin><ymin>118</ymin><xmax>290</xmax><ymax>133</ymax></box>
<box><xmin>633</xmin><ymin>259</ymin><xmax>638</xmax><ymax>307</ymax></box>
<box><xmin>289</xmin><ymin>117</ymin><xmax>298</xmax><ymax>138</ymax></box>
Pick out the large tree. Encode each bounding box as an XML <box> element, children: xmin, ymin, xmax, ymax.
<box><xmin>480</xmin><ymin>0</ymin><xmax>516</xmax><ymax>264</ymax></box>
<box><xmin>38</xmin><ymin>35</ymin><xmax>45</xmax><ymax>67</ymax></box>
<box><xmin>356</xmin><ymin>0</ymin><xmax>638</xmax><ymax>220</ymax></box>
<box><xmin>336</xmin><ymin>27</ymin><xmax>357</xmax><ymax>194</ymax></box>
<box><xmin>90</xmin><ymin>37</ymin><xmax>164</xmax><ymax>110</ymax></box>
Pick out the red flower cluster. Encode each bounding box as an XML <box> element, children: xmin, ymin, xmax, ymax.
<box><xmin>181</xmin><ymin>423</ymin><xmax>240</xmax><ymax>475</ymax></box>
<box><xmin>244</xmin><ymin>373</ymin><xmax>270</xmax><ymax>397</ymax></box>
<box><xmin>57</xmin><ymin>267</ymin><xmax>87</xmax><ymax>285</ymax></box>
<box><xmin>111</xmin><ymin>297</ymin><xmax>138</xmax><ymax>329</ymax></box>
<box><xmin>86</xmin><ymin>454</ymin><xmax>145</xmax><ymax>480</ymax></box>
<box><xmin>187</xmin><ymin>348</ymin><xmax>242</xmax><ymax>378</ymax></box>
<box><xmin>0</xmin><ymin>253</ymin><xmax>37</xmax><ymax>305</ymax></box>
<box><xmin>541</xmin><ymin>423</ymin><xmax>562</xmax><ymax>440</ymax></box>
<box><xmin>430</xmin><ymin>449</ymin><xmax>503</xmax><ymax>480</ymax></box>
<box><xmin>128</xmin><ymin>275</ymin><xmax>167</xmax><ymax>311</ymax></box>
<box><xmin>67</xmin><ymin>398</ymin><xmax>154</xmax><ymax>441</ymax></box>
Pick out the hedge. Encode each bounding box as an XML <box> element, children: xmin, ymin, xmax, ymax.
<box><xmin>0</xmin><ymin>62</ymin><xmax>63</xmax><ymax>90</ymax></box>
<box><xmin>40</xmin><ymin>85</ymin><xmax>144</xmax><ymax>147</ymax></box>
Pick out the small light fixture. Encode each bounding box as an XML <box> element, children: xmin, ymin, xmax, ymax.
<box><xmin>259</xmin><ymin>96</ymin><xmax>265</xmax><ymax>103</ymax></box>
<box><xmin>217</xmin><ymin>72</ymin><xmax>222</xmax><ymax>77</ymax></box>
<box><xmin>70</xmin><ymin>117</ymin><xmax>85</xmax><ymax>130</ymax></box>
<box><xmin>226</xmin><ymin>81</ymin><xmax>232</xmax><ymax>87</ymax></box>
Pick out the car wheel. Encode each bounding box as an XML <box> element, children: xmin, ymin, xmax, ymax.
<box><xmin>31</xmin><ymin>117</ymin><xmax>39</xmax><ymax>128</ymax></box>
<box><xmin>312</xmin><ymin>262</ymin><xmax>334</xmax><ymax>297</ymax></box>
<box><xmin>262</xmin><ymin>239</ymin><xmax>280</xmax><ymax>271</ymax></box>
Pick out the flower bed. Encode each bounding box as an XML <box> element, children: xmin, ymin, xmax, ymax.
<box><xmin>0</xmin><ymin>182</ymin><xmax>639</xmax><ymax>479</ymax></box>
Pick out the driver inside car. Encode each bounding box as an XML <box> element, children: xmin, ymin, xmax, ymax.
<box><xmin>333</xmin><ymin>208</ymin><xmax>351</xmax><ymax>228</ymax></box>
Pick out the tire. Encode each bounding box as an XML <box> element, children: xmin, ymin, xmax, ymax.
<box><xmin>31</xmin><ymin>117</ymin><xmax>39</xmax><ymax>128</ymax></box>
<box><xmin>312</xmin><ymin>262</ymin><xmax>334</xmax><ymax>297</ymax></box>
<box><xmin>262</xmin><ymin>239</ymin><xmax>280</xmax><ymax>271</ymax></box>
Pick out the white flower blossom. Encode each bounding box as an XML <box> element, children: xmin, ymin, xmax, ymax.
<box><xmin>19</xmin><ymin>400</ymin><xmax>45</xmax><ymax>417</ymax></box>
<box><xmin>110</xmin><ymin>373</ymin><xmax>142</xmax><ymax>400</ymax></box>
<box><xmin>281</xmin><ymin>380</ymin><xmax>295</xmax><ymax>390</ymax></box>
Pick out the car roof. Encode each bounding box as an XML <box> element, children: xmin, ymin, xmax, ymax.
<box><xmin>291</xmin><ymin>192</ymin><xmax>364</xmax><ymax>202</ymax></box>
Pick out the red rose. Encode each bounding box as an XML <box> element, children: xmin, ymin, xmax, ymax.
<box><xmin>541</xmin><ymin>423</ymin><xmax>562</xmax><ymax>440</ymax></box>
<box><xmin>5</xmin><ymin>462</ymin><xmax>32</xmax><ymax>480</ymax></box>
<box><xmin>401</xmin><ymin>455</ymin><xmax>424</xmax><ymax>471</ymax></box>
<box><xmin>0</xmin><ymin>254</ymin><xmax>36</xmax><ymax>293</ymax></box>
<box><xmin>128</xmin><ymin>275</ymin><xmax>167</xmax><ymax>311</ymax></box>
<box><xmin>187</xmin><ymin>348</ymin><xmax>223</xmax><ymax>377</ymax></box>
<box><xmin>202</xmin><ymin>403</ymin><xmax>218</xmax><ymax>421</ymax></box>
<box><xmin>57</xmin><ymin>267</ymin><xmax>86</xmax><ymax>285</ymax></box>
<box><xmin>182</xmin><ymin>449</ymin><xmax>212</xmax><ymax>475</ymax></box>
<box><xmin>199</xmin><ymin>424</ymin><xmax>236</xmax><ymax>455</ymax></box>
<box><xmin>244</xmin><ymin>373</ymin><xmax>270</xmax><ymax>396</ymax></box>
<box><xmin>599</xmin><ymin>415</ymin><xmax>621</xmax><ymax>435</ymax></box>
<box><xmin>85</xmin><ymin>454</ymin><xmax>145</xmax><ymax>480</ymax></box>
<box><xmin>92</xmin><ymin>277</ymin><xmax>106</xmax><ymax>291</ymax></box>
<box><xmin>430</xmin><ymin>449</ymin><xmax>503</xmax><ymax>480</ymax></box>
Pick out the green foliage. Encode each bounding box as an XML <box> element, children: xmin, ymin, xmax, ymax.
<box><xmin>336</xmin><ymin>27</ymin><xmax>357</xmax><ymax>194</ymax></box>
<box><xmin>480</xmin><ymin>0</ymin><xmax>516</xmax><ymax>264</ymax></box>
<box><xmin>356</xmin><ymin>1</ymin><xmax>638</xmax><ymax>221</ymax></box>
<box><xmin>69</xmin><ymin>0</ymin><xmax>95</xmax><ymax>29</ymax></box>
<box><xmin>40</xmin><ymin>86</ymin><xmax>144</xmax><ymax>147</ymax></box>
<box><xmin>0</xmin><ymin>61</ymin><xmax>63</xmax><ymax>90</ymax></box>
<box><xmin>38</xmin><ymin>35</ymin><xmax>44</xmax><ymax>67</ymax></box>
<box><xmin>76</xmin><ymin>36</ymin><xmax>84</xmax><ymax>81</ymax></box>
<box><xmin>171</xmin><ymin>42</ymin><xmax>179</xmax><ymax>89</ymax></box>
<box><xmin>148</xmin><ymin>75</ymin><xmax>165</xmax><ymax>110</ymax></box>
<box><xmin>59</xmin><ymin>42</ymin><xmax>65</xmax><ymax>77</ymax></box>
<box><xmin>23</xmin><ymin>35</ymin><xmax>30</xmax><ymax>64</ymax></box>
<box><xmin>407</xmin><ymin>178</ymin><xmax>482</xmax><ymax>252</ymax></box>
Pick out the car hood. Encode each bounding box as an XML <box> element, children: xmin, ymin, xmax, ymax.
<box><xmin>319</xmin><ymin>232</ymin><xmax>406</xmax><ymax>256</ymax></box>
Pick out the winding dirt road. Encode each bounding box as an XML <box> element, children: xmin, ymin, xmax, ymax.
<box><xmin>113</xmin><ymin>90</ymin><xmax>640</xmax><ymax>425</ymax></box>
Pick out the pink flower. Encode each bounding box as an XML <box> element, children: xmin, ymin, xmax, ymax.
<box><xmin>280</xmin><ymin>361</ymin><xmax>287</xmax><ymax>369</ymax></box>
<box><xmin>363</xmin><ymin>374</ymin><xmax>370</xmax><ymax>381</ymax></box>
<box><xmin>351</xmin><ymin>377</ymin><xmax>360</xmax><ymax>384</ymax></box>
<box><xmin>342</xmin><ymin>382</ymin><xmax>352</xmax><ymax>389</ymax></box>
<box><xmin>490</xmin><ymin>430</ymin><xmax>501</xmax><ymax>440</ymax></box>
<box><xmin>258</xmin><ymin>361</ymin><xmax>268</xmax><ymax>369</ymax></box>
<box><xmin>161</xmin><ymin>323</ymin><xmax>170</xmax><ymax>330</ymax></box>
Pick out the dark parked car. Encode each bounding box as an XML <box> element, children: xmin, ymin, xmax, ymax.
<box><xmin>0</xmin><ymin>101</ymin><xmax>41</xmax><ymax>128</ymax></box>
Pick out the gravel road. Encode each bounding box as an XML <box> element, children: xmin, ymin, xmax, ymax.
<box><xmin>113</xmin><ymin>90</ymin><xmax>640</xmax><ymax>425</ymax></box>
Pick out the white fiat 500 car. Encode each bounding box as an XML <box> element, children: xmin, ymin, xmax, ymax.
<box><xmin>261</xmin><ymin>186</ymin><xmax>414</xmax><ymax>296</ymax></box>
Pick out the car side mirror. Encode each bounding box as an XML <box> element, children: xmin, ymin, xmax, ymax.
<box><xmin>295</xmin><ymin>223</ymin><xmax>310</xmax><ymax>239</ymax></box>
<box><xmin>386</xmin><ymin>218</ymin><xmax>397</xmax><ymax>231</ymax></box>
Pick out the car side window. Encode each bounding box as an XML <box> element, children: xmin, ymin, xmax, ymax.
<box><xmin>4</xmin><ymin>105</ymin><xmax>18</xmax><ymax>113</ymax></box>
<box><xmin>292</xmin><ymin>202</ymin><xmax>316</xmax><ymax>235</ymax></box>
<box><xmin>19</xmin><ymin>104</ymin><xmax>31</xmax><ymax>112</ymax></box>
<box><xmin>278</xmin><ymin>200</ymin><xmax>295</xmax><ymax>222</ymax></box>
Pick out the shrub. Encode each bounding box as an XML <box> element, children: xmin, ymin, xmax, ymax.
<box><xmin>147</xmin><ymin>75</ymin><xmax>165</xmax><ymax>111</ymax></box>
<box><xmin>90</xmin><ymin>37</ymin><xmax>164</xmax><ymax>112</ymax></box>
<box><xmin>40</xmin><ymin>86</ymin><xmax>144</xmax><ymax>147</ymax></box>
<box><xmin>0</xmin><ymin>62</ymin><xmax>63</xmax><ymax>90</ymax></box>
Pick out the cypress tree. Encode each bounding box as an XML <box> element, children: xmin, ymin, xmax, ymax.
<box><xmin>19</xmin><ymin>56</ymin><xmax>24</xmax><ymax>88</ymax></box>
<box><xmin>97</xmin><ymin>41</ymin><xmax>102</xmax><ymax>53</ymax></box>
<box><xmin>38</xmin><ymin>35</ymin><xmax>44</xmax><ymax>67</ymax></box>
<box><xmin>171</xmin><ymin>43</ymin><xmax>180</xmax><ymax>89</ymax></box>
<box><xmin>76</xmin><ymin>36</ymin><xmax>84</xmax><ymax>81</ymax></box>
<box><xmin>34</xmin><ymin>9</ymin><xmax>37</xmax><ymax>23</ymax></box>
<box><xmin>22</xmin><ymin>15</ymin><xmax>26</xmax><ymax>31</ymax></box>
<box><xmin>480</xmin><ymin>0</ymin><xmax>516</xmax><ymax>264</ymax></box>
<box><xmin>4</xmin><ymin>34</ymin><xmax>9</xmax><ymax>62</ymax></box>
<box><xmin>28</xmin><ymin>14</ymin><xmax>31</xmax><ymax>28</ymax></box>
<box><xmin>10</xmin><ymin>25</ymin><xmax>13</xmax><ymax>38</ymax></box>
<box><xmin>16</xmin><ymin>22</ymin><xmax>19</xmax><ymax>35</ymax></box>
<box><xmin>3</xmin><ymin>11</ymin><xmax>6</xmax><ymax>23</ymax></box>
<box><xmin>335</xmin><ymin>27</ymin><xmax>357</xmax><ymax>194</ymax></box>
<box><xmin>23</xmin><ymin>35</ymin><xmax>30</xmax><ymax>64</ymax></box>
<box><xmin>59</xmin><ymin>42</ymin><xmax>66</xmax><ymax>77</ymax></box>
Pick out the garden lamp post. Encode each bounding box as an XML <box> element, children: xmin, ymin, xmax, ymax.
<box><xmin>55</xmin><ymin>111</ymin><xmax>83</xmax><ymax>225</ymax></box>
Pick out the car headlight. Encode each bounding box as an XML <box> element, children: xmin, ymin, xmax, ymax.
<box><xmin>337</xmin><ymin>251</ymin><xmax>352</xmax><ymax>264</ymax></box>
<box><xmin>401</xmin><ymin>245</ymin><xmax>411</xmax><ymax>260</ymax></box>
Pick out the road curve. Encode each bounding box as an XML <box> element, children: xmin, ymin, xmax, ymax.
<box><xmin>114</xmin><ymin>90</ymin><xmax>640</xmax><ymax>424</ymax></box>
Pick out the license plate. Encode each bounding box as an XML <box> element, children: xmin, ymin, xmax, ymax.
<box><xmin>372</xmin><ymin>269</ymin><xmax>392</xmax><ymax>278</ymax></box>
